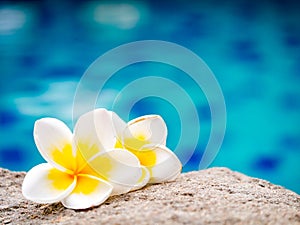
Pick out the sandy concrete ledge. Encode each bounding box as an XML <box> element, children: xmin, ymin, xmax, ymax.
<box><xmin>0</xmin><ymin>167</ymin><xmax>299</xmax><ymax>225</ymax></box>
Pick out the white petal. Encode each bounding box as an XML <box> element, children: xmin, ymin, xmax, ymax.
<box><xmin>84</xmin><ymin>149</ymin><xmax>142</xmax><ymax>195</ymax></box>
<box><xmin>22</xmin><ymin>163</ymin><xmax>76</xmax><ymax>204</ymax></box>
<box><xmin>74</xmin><ymin>109</ymin><xmax>116</xmax><ymax>161</ymax></box>
<box><xmin>124</xmin><ymin>115</ymin><xmax>167</xmax><ymax>150</ymax></box>
<box><xmin>131</xmin><ymin>166</ymin><xmax>150</xmax><ymax>191</ymax></box>
<box><xmin>144</xmin><ymin>145</ymin><xmax>182</xmax><ymax>183</ymax></box>
<box><xmin>34</xmin><ymin>118</ymin><xmax>74</xmax><ymax>172</ymax></box>
<box><xmin>61</xmin><ymin>174</ymin><xmax>113</xmax><ymax>209</ymax></box>
<box><xmin>108</xmin><ymin>111</ymin><xmax>127</xmax><ymax>142</ymax></box>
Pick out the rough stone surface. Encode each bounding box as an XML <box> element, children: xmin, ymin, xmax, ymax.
<box><xmin>0</xmin><ymin>167</ymin><xmax>299</xmax><ymax>225</ymax></box>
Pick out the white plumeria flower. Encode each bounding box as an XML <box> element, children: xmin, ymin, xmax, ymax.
<box><xmin>22</xmin><ymin>109</ymin><xmax>143</xmax><ymax>209</ymax></box>
<box><xmin>110</xmin><ymin>112</ymin><xmax>182</xmax><ymax>187</ymax></box>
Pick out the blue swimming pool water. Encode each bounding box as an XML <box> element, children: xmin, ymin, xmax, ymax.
<box><xmin>0</xmin><ymin>0</ymin><xmax>299</xmax><ymax>193</ymax></box>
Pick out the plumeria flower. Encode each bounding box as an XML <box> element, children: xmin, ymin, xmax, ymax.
<box><xmin>110</xmin><ymin>112</ymin><xmax>182</xmax><ymax>188</ymax></box>
<box><xmin>22</xmin><ymin>109</ymin><xmax>143</xmax><ymax>209</ymax></box>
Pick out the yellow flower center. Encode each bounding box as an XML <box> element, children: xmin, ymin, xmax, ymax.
<box><xmin>48</xmin><ymin>168</ymin><xmax>74</xmax><ymax>190</ymax></box>
<box><xmin>52</xmin><ymin>144</ymin><xmax>76</xmax><ymax>172</ymax></box>
<box><xmin>116</xmin><ymin>136</ymin><xmax>157</xmax><ymax>167</ymax></box>
<box><xmin>49</xmin><ymin>143</ymin><xmax>109</xmax><ymax>194</ymax></box>
<box><xmin>72</xmin><ymin>175</ymin><xmax>100</xmax><ymax>194</ymax></box>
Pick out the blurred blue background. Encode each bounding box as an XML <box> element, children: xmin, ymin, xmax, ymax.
<box><xmin>0</xmin><ymin>0</ymin><xmax>299</xmax><ymax>193</ymax></box>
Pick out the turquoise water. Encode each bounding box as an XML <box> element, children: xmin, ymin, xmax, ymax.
<box><xmin>0</xmin><ymin>1</ymin><xmax>299</xmax><ymax>193</ymax></box>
